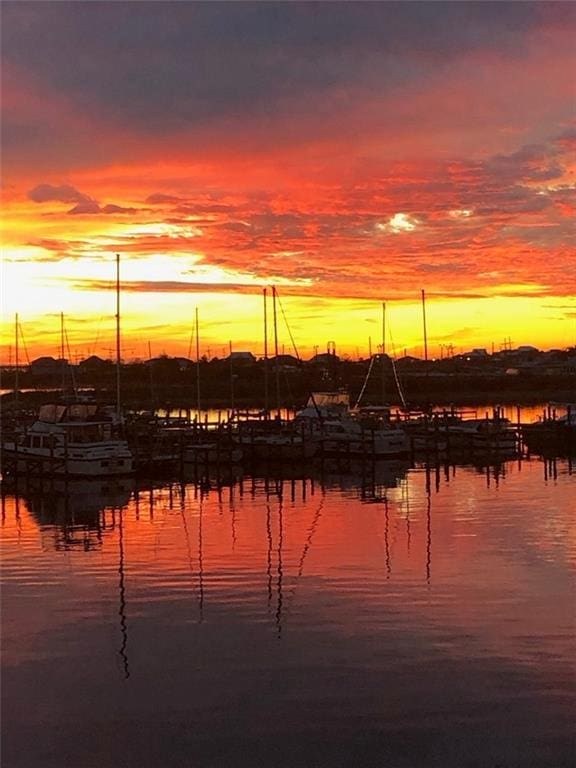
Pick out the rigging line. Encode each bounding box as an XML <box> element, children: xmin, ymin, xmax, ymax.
<box><xmin>387</xmin><ymin>321</ymin><xmax>407</xmax><ymax>409</ymax></box>
<box><xmin>90</xmin><ymin>317</ymin><xmax>104</xmax><ymax>358</ymax></box>
<box><xmin>64</xmin><ymin>327</ymin><xmax>78</xmax><ymax>397</ymax></box>
<box><xmin>276</xmin><ymin>290</ymin><xmax>301</xmax><ymax>361</ymax></box>
<box><xmin>187</xmin><ymin>325</ymin><xmax>194</xmax><ymax>361</ymax></box>
<box><xmin>354</xmin><ymin>354</ymin><xmax>376</xmax><ymax>409</ymax></box>
<box><xmin>391</xmin><ymin>357</ymin><xmax>407</xmax><ymax>410</ymax></box>
<box><xmin>16</xmin><ymin>320</ymin><xmax>32</xmax><ymax>366</ymax></box>
<box><xmin>284</xmin><ymin>494</ymin><xmax>325</xmax><ymax>617</ymax></box>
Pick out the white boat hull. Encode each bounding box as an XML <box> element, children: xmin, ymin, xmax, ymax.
<box><xmin>2</xmin><ymin>444</ymin><xmax>134</xmax><ymax>477</ymax></box>
<box><xmin>233</xmin><ymin>436</ymin><xmax>318</xmax><ymax>461</ymax></box>
<box><xmin>321</xmin><ymin>432</ymin><xmax>409</xmax><ymax>459</ymax></box>
<box><xmin>184</xmin><ymin>443</ymin><xmax>243</xmax><ymax>464</ymax></box>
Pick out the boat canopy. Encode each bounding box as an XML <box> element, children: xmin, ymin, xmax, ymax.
<box><xmin>38</xmin><ymin>403</ymin><xmax>101</xmax><ymax>423</ymax></box>
<box><xmin>307</xmin><ymin>392</ymin><xmax>350</xmax><ymax>409</ymax></box>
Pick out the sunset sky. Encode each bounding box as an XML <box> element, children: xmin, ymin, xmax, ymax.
<box><xmin>2</xmin><ymin>1</ymin><xmax>575</xmax><ymax>362</ymax></box>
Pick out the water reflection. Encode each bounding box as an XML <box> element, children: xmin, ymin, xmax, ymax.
<box><xmin>1</xmin><ymin>454</ymin><xmax>574</xmax><ymax>768</ymax></box>
<box><xmin>276</xmin><ymin>494</ymin><xmax>284</xmax><ymax>639</ymax></box>
<box><xmin>3</xmin><ymin>476</ymin><xmax>133</xmax><ymax>551</ymax></box>
<box><xmin>198</xmin><ymin>491</ymin><xmax>205</xmax><ymax>623</ymax></box>
<box><xmin>117</xmin><ymin>508</ymin><xmax>130</xmax><ymax>680</ymax></box>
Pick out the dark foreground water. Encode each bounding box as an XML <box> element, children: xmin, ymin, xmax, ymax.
<box><xmin>2</xmin><ymin>455</ymin><xmax>575</xmax><ymax>768</ymax></box>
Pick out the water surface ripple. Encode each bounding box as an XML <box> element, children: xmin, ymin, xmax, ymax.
<box><xmin>1</xmin><ymin>456</ymin><xmax>575</xmax><ymax>767</ymax></box>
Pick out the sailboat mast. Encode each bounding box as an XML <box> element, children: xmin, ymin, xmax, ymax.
<box><xmin>148</xmin><ymin>340</ymin><xmax>154</xmax><ymax>410</ymax></box>
<box><xmin>381</xmin><ymin>301</ymin><xmax>386</xmax><ymax>406</ymax></box>
<box><xmin>229</xmin><ymin>340</ymin><xmax>235</xmax><ymax>411</ymax></box>
<box><xmin>61</xmin><ymin>311</ymin><xmax>66</xmax><ymax>394</ymax></box>
<box><xmin>272</xmin><ymin>286</ymin><xmax>280</xmax><ymax>414</ymax></box>
<box><xmin>421</xmin><ymin>289</ymin><xmax>428</xmax><ymax>366</ymax></box>
<box><xmin>263</xmin><ymin>287</ymin><xmax>269</xmax><ymax>414</ymax></box>
<box><xmin>195</xmin><ymin>306</ymin><xmax>201</xmax><ymax>415</ymax></box>
<box><xmin>115</xmin><ymin>253</ymin><xmax>121</xmax><ymax>421</ymax></box>
<box><xmin>14</xmin><ymin>313</ymin><xmax>19</xmax><ymax>411</ymax></box>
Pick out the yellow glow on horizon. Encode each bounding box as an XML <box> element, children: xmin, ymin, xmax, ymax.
<box><xmin>2</xmin><ymin>287</ymin><xmax>573</xmax><ymax>363</ymax></box>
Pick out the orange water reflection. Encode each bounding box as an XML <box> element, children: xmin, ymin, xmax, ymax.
<box><xmin>2</xmin><ymin>456</ymin><xmax>574</xmax><ymax>666</ymax></box>
<box><xmin>2</xmin><ymin>455</ymin><xmax>575</xmax><ymax>767</ymax></box>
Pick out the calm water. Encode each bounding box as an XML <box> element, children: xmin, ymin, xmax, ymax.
<box><xmin>2</xmin><ymin>456</ymin><xmax>575</xmax><ymax>768</ymax></box>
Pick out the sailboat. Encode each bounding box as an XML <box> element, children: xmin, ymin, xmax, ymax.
<box><xmin>2</xmin><ymin>256</ymin><xmax>135</xmax><ymax>477</ymax></box>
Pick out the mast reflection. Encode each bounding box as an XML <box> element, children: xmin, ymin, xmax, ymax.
<box><xmin>276</xmin><ymin>494</ymin><xmax>284</xmax><ymax>639</ymax></box>
<box><xmin>266</xmin><ymin>503</ymin><xmax>273</xmax><ymax>609</ymax></box>
<box><xmin>117</xmin><ymin>508</ymin><xmax>130</xmax><ymax>680</ymax></box>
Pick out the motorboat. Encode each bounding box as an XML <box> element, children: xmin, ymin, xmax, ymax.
<box><xmin>522</xmin><ymin>404</ymin><xmax>576</xmax><ymax>454</ymax></box>
<box><xmin>445</xmin><ymin>416</ymin><xmax>518</xmax><ymax>452</ymax></box>
<box><xmin>295</xmin><ymin>392</ymin><xmax>410</xmax><ymax>459</ymax></box>
<box><xmin>231</xmin><ymin>420</ymin><xmax>318</xmax><ymax>462</ymax></box>
<box><xmin>2</xmin><ymin>403</ymin><xmax>134</xmax><ymax>477</ymax></box>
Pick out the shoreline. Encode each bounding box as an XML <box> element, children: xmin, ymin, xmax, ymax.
<box><xmin>2</xmin><ymin>385</ymin><xmax>574</xmax><ymax>412</ymax></box>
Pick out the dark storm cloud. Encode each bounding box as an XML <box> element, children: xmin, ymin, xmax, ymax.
<box><xmin>27</xmin><ymin>183</ymin><xmax>146</xmax><ymax>215</ymax></box>
<box><xmin>70</xmin><ymin>279</ymin><xmax>265</xmax><ymax>295</ymax></box>
<box><xmin>487</xmin><ymin>143</ymin><xmax>565</xmax><ymax>184</ymax></box>
<box><xmin>3</xmin><ymin>2</ymin><xmax>572</xmax><ymax>133</ymax></box>
<box><xmin>146</xmin><ymin>193</ymin><xmax>186</xmax><ymax>205</ymax></box>
<box><xmin>68</xmin><ymin>200</ymin><xmax>102</xmax><ymax>215</ymax></box>
<box><xmin>28</xmin><ymin>183</ymin><xmax>92</xmax><ymax>204</ymax></box>
<box><xmin>67</xmin><ymin>201</ymin><xmax>146</xmax><ymax>215</ymax></box>
<box><xmin>101</xmin><ymin>204</ymin><xmax>141</xmax><ymax>215</ymax></box>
